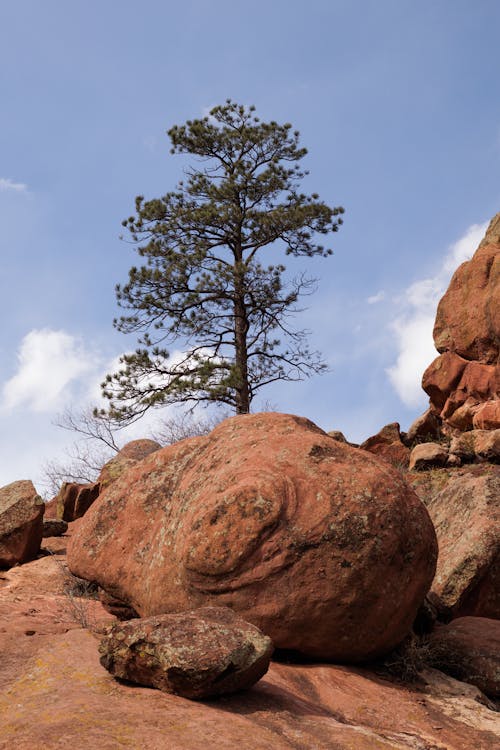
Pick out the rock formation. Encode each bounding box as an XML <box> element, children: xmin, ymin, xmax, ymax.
<box><xmin>99</xmin><ymin>606</ymin><xmax>273</xmax><ymax>698</ymax></box>
<box><xmin>422</xmin><ymin>213</ymin><xmax>500</xmax><ymax>432</ymax></box>
<box><xmin>68</xmin><ymin>412</ymin><xmax>437</xmax><ymax>662</ymax></box>
<box><xmin>0</xmin><ymin>480</ymin><xmax>44</xmax><ymax>568</ymax></box>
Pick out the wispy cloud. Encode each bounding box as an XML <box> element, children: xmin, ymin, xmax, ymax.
<box><xmin>386</xmin><ymin>221</ymin><xmax>487</xmax><ymax>408</ymax></box>
<box><xmin>1</xmin><ymin>329</ymin><xmax>94</xmax><ymax>412</ymax></box>
<box><xmin>367</xmin><ymin>290</ymin><xmax>385</xmax><ymax>304</ymax></box>
<box><xmin>0</xmin><ymin>177</ymin><xmax>27</xmax><ymax>193</ymax></box>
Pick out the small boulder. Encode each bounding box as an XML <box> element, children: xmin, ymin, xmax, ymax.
<box><xmin>429</xmin><ymin>617</ymin><xmax>500</xmax><ymax>698</ymax></box>
<box><xmin>473</xmin><ymin>400</ymin><xmax>500</xmax><ymax>430</ymax></box>
<box><xmin>450</xmin><ymin>430</ymin><xmax>500</xmax><ymax>463</ymax></box>
<box><xmin>360</xmin><ymin>422</ymin><xmax>410</xmax><ymax>468</ymax></box>
<box><xmin>0</xmin><ymin>480</ymin><xmax>44</xmax><ymax>568</ymax></box>
<box><xmin>99</xmin><ymin>606</ymin><xmax>273</xmax><ymax>699</ymax></box>
<box><xmin>404</xmin><ymin>409</ymin><xmax>442</xmax><ymax>446</ymax></box>
<box><xmin>409</xmin><ymin>443</ymin><xmax>449</xmax><ymax>471</ymax></box>
<box><xmin>327</xmin><ymin>430</ymin><xmax>347</xmax><ymax>443</ymax></box>
<box><xmin>422</xmin><ymin>352</ymin><xmax>468</xmax><ymax>412</ymax></box>
<box><xmin>42</xmin><ymin>519</ymin><xmax>68</xmax><ymax>538</ymax></box>
<box><xmin>424</xmin><ymin>472</ymin><xmax>500</xmax><ymax>618</ymax></box>
<box><xmin>56</xmin><ymin>481</ymin><xmax>101</xmax><ymax>522</ymax></box>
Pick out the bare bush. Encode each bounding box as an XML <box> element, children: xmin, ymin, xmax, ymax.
<box><xmin>379</xmin><ymin>633</ymin><xmax>458</xmax><ymax>683</ymax></box>
<box><xmin>41</xmin><ymin>405</ymin><xmax>225</xmax><ymax>497</ymax></box>
<box><xmin>149</xmin><ymin>411</ymin><xmax>224</xmax><ymax>445</ymax></box>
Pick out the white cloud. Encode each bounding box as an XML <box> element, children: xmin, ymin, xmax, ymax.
<box><xmin>387</xmin><ymin>221</ymin><xmax>488</xmax><ymax>408</ymax></box>
<box><xmin>367</xmin><ymin>290</ymin><xmax>385</xmax><ymax>304</ymax></box>
<box><xmin>1</xmin><ymin>329</ymin><xmax>94</xmax><ymax>412</ymax></box>
<box><xmin>0</xmin><ymin>177</ymin><xmax>27</xmax><ymax>192</ymax></box>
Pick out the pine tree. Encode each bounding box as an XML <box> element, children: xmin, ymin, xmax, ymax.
<box><xmin>100</xmin><ymin>101</ymin><xmax>344</xmax><ymax>422</ymax></box>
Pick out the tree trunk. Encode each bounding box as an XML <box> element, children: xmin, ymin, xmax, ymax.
<box><xmin>233</xmin><ymin>262</ymin><xmax>250</xmax><ymax>414</ymax></box>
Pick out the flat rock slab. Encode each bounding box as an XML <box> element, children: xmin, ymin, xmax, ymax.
<box><xmin>2</xmin><ymin>555</ymin><xmax>499</xmax><ymax>750</ymax></box>
<box><xmin>2</xmin><ymin>628</ymin><xmax>499</xmax><ymax>750</ymax></box>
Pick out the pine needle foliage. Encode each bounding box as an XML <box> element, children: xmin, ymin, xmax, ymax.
<box><xmin>99</xmin><ymin>101</ymin><xmax>344</xmax><ymax>422</ymax></box>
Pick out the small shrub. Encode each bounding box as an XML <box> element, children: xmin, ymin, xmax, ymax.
<box><xmin>378</xmin><ymin>634</ymin><xmax>456</xmax><ymax>683</ymax></box>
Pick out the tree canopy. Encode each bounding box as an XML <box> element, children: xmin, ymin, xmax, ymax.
<box><xmin>99</xmin><ymin>101</ymin><xmax>344</xmax><ymax>422</ymax></box>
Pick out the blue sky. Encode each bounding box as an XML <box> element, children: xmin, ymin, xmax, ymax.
<box><xmin>1</xmin><ymin>1</ymin><xmax>499</xmax><ymax>491</ymax></box>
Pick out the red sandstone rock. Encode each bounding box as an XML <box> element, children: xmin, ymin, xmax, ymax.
<box><xmin>440</xmin><ymin>362</ymin><xmax>500</xmax><ymax>429</ymax></box>
<box><xmin>0</xmin><ymin>480</ymin><xmax>44</xmax><ymax>568</ymax></box>
<box><xmin>42</xmin><ymin>519</ymin><xmax>68</xmax><ymax>538</ymax></box>
<box><xmin>409</xmin><ymin>443</ymin><xmax>449</xmax><ymax>471</ymax></box>
<box><xmin>360</xmin><ymin>422</ymin><xmax>410</xmax><ymax>468</ymax></box>
<box><xmin>68</xmin><ymin>413</ymin><xmax>437</xmax><ymax>662</ymax></box>
<box><xmin>98</xmin><ymin>439</ymin><xmax>161</xmax><ymax>489</ymax></box>
<box><xmin>404</xmin><ymin>409</ymin><xmax>442</xmax><ymax>445</ymax></box>
<box><xmin>100</xmin><ymin>606</ymin><xmax>273</xmax><ymax>698</ymax></box>
<box><xmin>421</xmin><ymin>216</ymin><xmax>500</xmax><ymax>430</ymax></box>
<box><xmin>430</xmin><ymin>617</ymin><xmax>500</xmax><ymax>698</ymax></box>
<box><xmin>474</xmin><ymin>400</ymin><xmax>500</xmax><ymax>430</ymax></box>
<box><xmin>449</xmin><ymin>429</ymin><xmax>500</xmax><ymax>463</ymax></box>
<box><xmin>423</xmin><ymin>472</ymin><xmax>500</xmax><ymax>618</ymax></box>
<box><xmin>43</xmin><ymin>497</ymin><xmax>58</xmax><ymax>519</ymax></box>
<box><xmin>422</xmin><ymin>352</ymin><xmax>468</xmax><ymax>412</ymax></box>
<box><xmin>433</xmin><ymin>217</ymin><xmax>500</xmax><ymax>364</ymax></box>
<box><xmin>56</xmin><ymin>481</ymin><xmax>101</xmax><ymax>522</ymax></box>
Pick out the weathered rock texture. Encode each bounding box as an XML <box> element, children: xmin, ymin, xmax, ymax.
<box><xmin>100</xmin><ymin>607</ymin><xmax>273</xmax><ymax>698</ymax></box>
<box><xmin>0</xmin><ymin>480</ymin><xmax>44</xmax><ymax>568</ymax></box>
<box><xmin>430</xmin><ymin>617</ymin><xmax>500</xmax><ymax>698</ymax></box>
<box><xmin>98</xmin><ymin>439</ymin><xmax>161</xmax><ymax>489</ymax></box>
<box><xmin>68</xmin><ymin>412</ymin><xmax>438</xmax><ymax>662</ymax></box>
<box><xmin>422</xmin><ymin>214</ymin><xmax>500</xmax><ymax>430</ymax></box>
<box><xmin>409</xmin><ymin>467</ymin><xmax>500</xmax><ymax>619</ymax></box>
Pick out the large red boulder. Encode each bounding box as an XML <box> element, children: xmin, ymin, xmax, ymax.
<box><xmin>68</xmin><ymin>413</ymin><xmax>437</xmax><ymax>662</ymax></box>
<box><xmin>0</xmin><ymin>480</ymin><xmax>44</xmax><ymax>568</ymax></box>
<box><xmin>99</xmin><ymin>606</ymin><xmax>273</xmax><ymax>699</ymax></box>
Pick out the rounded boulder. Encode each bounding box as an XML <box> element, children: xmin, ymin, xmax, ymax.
<box><xmin>68</xmin><ymin>413</ymin><xmax>438</xmax><ymax>662</ymax></box>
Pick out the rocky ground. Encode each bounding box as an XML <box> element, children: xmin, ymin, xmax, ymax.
<box><xmin>0</xmin><ymin>531</ymin><xmax>498</xmax><ymax>750</ymax></box>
